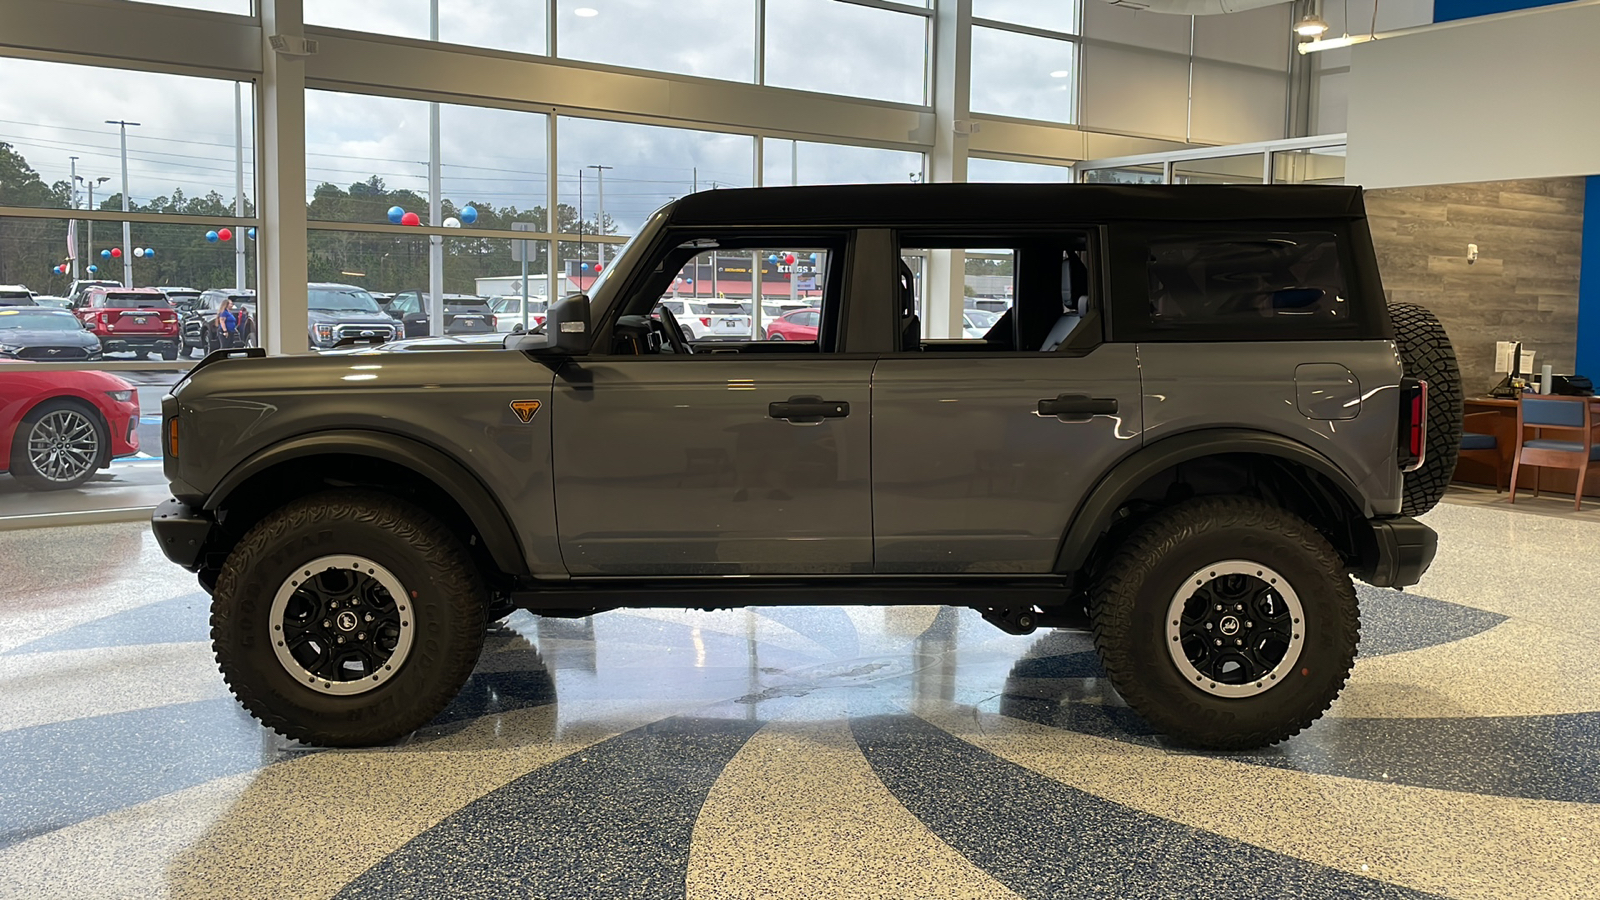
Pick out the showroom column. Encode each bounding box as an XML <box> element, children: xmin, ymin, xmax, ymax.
<box><xmin>926</xmin><ymin>0</ymin><xmax>972</xmax><ymax>341</ymax></box>
<box><xmin>427</xmin><ymin>0</ymin><xmax>445</xmax><ymax>337</ymax></box>
<box><xmin>261</xmin><ymin>0</ymin><xmax>310</xmax><ymax>355</ymax></box>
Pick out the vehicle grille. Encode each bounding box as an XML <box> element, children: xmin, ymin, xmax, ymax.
<box><xmin>332</xmin><ymin>324</ymin><xmax>396</xmax><ymax>342</ymax></box>
<box><xmin>15</xmin><ymin>346</ymin><xmax>91</xmax><ymax>360</ymax></box>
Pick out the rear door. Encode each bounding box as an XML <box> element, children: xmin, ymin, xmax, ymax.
<box><xmin>551</xmin><ymin>233</ymin><xmax>870</xmax><ymax>575</ymax></box>
<box><xmin>871</xmin><ymin>233</ymin><xmax>1143</xmax><ymax>574</ymax></box>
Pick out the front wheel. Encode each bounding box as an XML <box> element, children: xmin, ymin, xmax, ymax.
<box><xmin>768</xmin><ymin>333</ymin><xmax>785</xmax><ymax>341</ymax></box>
<box><xmin>1089</xmin><ymin>496</ymin><xmax>1359</xmax><ymax>750</ymax></box>
<box><xmin>211</xmin><ymin>490</ymin><xmax>488</xmax><ymax>746</ymax></box>
<box><xmin>9</xmin><ymin>400</ymin><xmax>107</xmax><ymax>491</ymax></box>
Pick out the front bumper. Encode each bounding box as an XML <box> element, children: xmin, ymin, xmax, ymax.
<box><xmin>1361</xmin><ymin>516</ymin><xmax>1438</xmax><ymax>588</ymax></box>
<box><xmin>151</xmin><ymin>499</ymin><xmax>215</xmax><ymax>571</ymax></box>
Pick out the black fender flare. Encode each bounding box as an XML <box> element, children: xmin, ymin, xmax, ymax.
<box><xmin>205</xmin><ymin>429</ymin><xmax>530</xmax><ymax>576</ymax></box>
<box><xmin>1054</xmin><ymin>428</ymin><xmax>1373</xmax><ymax>574</ymax></box>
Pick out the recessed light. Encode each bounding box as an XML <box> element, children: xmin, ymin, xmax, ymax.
<box><xmin>1049</xmin><ymin>70</ymin><xmax>1071</xmax><ymax>78</ymax></box>
<box><xmin>574</xmin><ymin>7</ymin><xmax>599</xmax><ymax>16</ymax></box>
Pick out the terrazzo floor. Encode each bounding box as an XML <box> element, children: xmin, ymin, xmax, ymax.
<box><xmin>0</xmin><ymin>494</ymin><xmax>1596</xmax><ymax>899</ymax></box>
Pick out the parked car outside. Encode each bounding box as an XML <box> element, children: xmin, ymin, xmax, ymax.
<box><xmin>65</xmin><ymin>279</ymin><xmax>122</xmax><ymax>306</ymax></box>
<box><xmin>694</xmin><ymin>299</ymin><xmax>754</xmax><ymax>341</ymax></box>
<box><xmin>765</xmin><ymin>307</ymin><xmax>820</xmax><ymax>341</ymax></box>
<box><xmin>308</xmin><ymin>283</ymin><xmax>400</xmax><ymax>350</ymax></box>
<box><xmin>31</xmin><ymin>295</ymin><xmax>72</xmax><ymax>310</ymax></box>
<box><xmin>492</xmin><ymin>296</ymin><xmax>548</xmax><ymax>333</ymax></box>
<box><xmin>183</xmin><ymin>289</ymin><xmax>258</xmax><ymax>357</ymax></box>
<box><xmin>0</xmin><ymin>307</ymin><xmax>104</xmax><ymax>361</ymax></box>
<box><xmin>0</xmin><ymin>285</ymin><xmax>37</xmax><ymax>306</ymax></box>
<box><xmin>389</xmin><ymin>291</ymin><xmax>497</xmax><ymax>338</ymax></box>
<box><xmin>74</xmin><ymin>286</ymin><xmax>181</xmax><ymax>360</ymax></box>
<box><xmin>652</xmin><ymin>298</ymin><xmax>713</xmax><ymax>341</ymax></box>
<box><xmin>1</xmin><ymin>368</ymin><xmax>139</xmax><ymax>490</ymax></box>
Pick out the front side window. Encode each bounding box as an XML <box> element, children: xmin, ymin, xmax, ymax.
<box><xmin>1147</xmin><ymin>232</ymin><xmax>1347</xmax><ymax>326</ymax></box>
<box><xmin>620</xmin><ymin>237</ymin><xmax>842</xmax><ymax>354</ymax></box>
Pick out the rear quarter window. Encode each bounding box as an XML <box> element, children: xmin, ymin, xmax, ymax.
<box><xmin>1112</xmin><ymin>224</ymin><xmax>1376</xmax><ymax>342</ymax></box>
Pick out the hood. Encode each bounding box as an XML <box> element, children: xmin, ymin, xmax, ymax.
<box><xmin>308</xmin><ymin>309</ymin><xmax>395</xmax><ymax>325</ymax></box>
<box><xmin>0</xmin><ymin>328</ymin><xmax>101</xmax><ymax>349</ymax></box>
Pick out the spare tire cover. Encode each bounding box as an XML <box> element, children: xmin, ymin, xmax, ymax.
<box><xmin>1389</xmin><ymin>302</ymin><xmax>1463</xmax><ymax>516</ymax></box>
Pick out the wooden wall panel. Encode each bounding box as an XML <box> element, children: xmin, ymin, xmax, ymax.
<box><xmin>1366</xmin><ymin>178</ymin><xmax>1586</xmax><ymax>395</ymax></box>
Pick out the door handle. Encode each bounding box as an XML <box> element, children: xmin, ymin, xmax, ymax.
<box><xmin>769</xmin><ymin>396</ymin><xmax>850</xmax><ymax>423</ymax></box>
<box><xmin>1037</xmin><ymin>394</ymin><xmax>1117</xmax><ymax>422</ymax></box>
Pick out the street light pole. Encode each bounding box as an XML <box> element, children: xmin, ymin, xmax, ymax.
<box><xmin>68</xmin><ymin>156</ymin><xmax>79</xmax><ymax>279</ymax></box>
<box><xmin>586</xmin><ymin>164</ymin><xmax>612</xmax><ymax>267</ymax></box>
<box><xmin>106</xmin><ymin>120</ymin><xmax>140</xmax><ymax>287</ymax></box>
<box><xmin>82</xmin><ymin>176</ymin><xmax>109</xmax><ymax>276</ymax></box>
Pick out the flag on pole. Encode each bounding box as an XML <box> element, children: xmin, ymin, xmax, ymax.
<box><xmin>66</xmin><ymin>219</ymin><xmax>77</xmax><ymax>262</ymax></box>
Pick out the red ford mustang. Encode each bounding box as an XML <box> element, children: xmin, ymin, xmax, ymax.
<box><xmin>765</xmin><ymin>307</ymin><xmax>821</xmax><ymax>341</ymax></box>
<box><xmin>1</xmin><ymin>370</ymin><xmax>141</xmax><ymax>490</ymax></box>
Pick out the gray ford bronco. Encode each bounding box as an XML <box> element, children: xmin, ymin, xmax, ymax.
<box><xmin>152</xmin><ymin>184</ymin><xmax>1459</xmax><ymax>750</ymax></box>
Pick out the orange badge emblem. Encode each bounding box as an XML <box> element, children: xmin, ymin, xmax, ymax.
<box><xmin>510</xmin><ymin>399</ymin><xmax>543</xmax><ymax>423</ymax></box>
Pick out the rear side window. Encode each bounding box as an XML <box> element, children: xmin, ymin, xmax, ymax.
<box><xmin>1146</xmin><ymin>232</ymin><xmax>1347</xmax><ymax>329</ymax></box>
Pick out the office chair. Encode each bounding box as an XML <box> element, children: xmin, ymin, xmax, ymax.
<box><xmin>1509</xmin><ymin>395</ymin><xmax>1598</xmax><ymax>510</ymax></box>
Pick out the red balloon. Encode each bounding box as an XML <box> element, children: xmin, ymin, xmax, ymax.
<box><xmin>594</xmin><ymin>264</ymin><xmax>603</xmax><ymax>273</ymax></box>
<box><xmin>783</xmin><ymin>253</ymin><xmax>796</xmax><ymax>265</ymax></box>
<box><xmin>111</xmin><ymin>247</ymin><xmax>122</xmax><ymax>258</ymax></box>
<box><xmin>218</xmin><ymin>228</ymin><xmax>233</xmax><ymax>242</ymax></box>
<box><xmin>400</xmin><ymin>212</ymin><xmax>421</xmax><ymax>227</ymax></box>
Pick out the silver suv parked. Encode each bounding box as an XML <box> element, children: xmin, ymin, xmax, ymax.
<box><xmin>152</xmin><ymin>184</ymin><xmax>1460</xmax><ymax>750</ymax></box>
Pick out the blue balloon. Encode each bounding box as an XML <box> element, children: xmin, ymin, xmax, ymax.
<box><xmin>87</xmin><ymin>265</ymin><xmax>98</xmax><ymax>274</ymax></box>
<box><xmin>100</xmin><ymin>249</ymin><xmax>111</xmax><ymax>259</ymax></box>
<box><xmin>809</xmin><ymin>253</ymin><xmax>817</xmax><ymax>262</ymax></box>
<box><xmin>205</xmin><ymin>231</ymin><xmax>219</xmax><ymax>243</ymax></box>
<box><xmin>143</xmin><ymin>247</ymin><xmax>154</xmax><ymax>258</ymax></box>
<box><xmin>247</xmin><ymin>227</ymin><xmax>257</xmax><ymax>240</ymax></box>
<box><xmin>767</xmin><ymin>254</ymin><xmax>778</xmax><ymax>263</ymax></box>
<box><xmin>460</xmin><ymin>205</ymin><xmax>478</xmax><ymax>224</ymax></box>
<box><xmin>581</xmin><ymin>263</ymin><xmax>590</xmax><ymax>271</ymax></box>
<box><xmin>387</xmin><ymin>206</ymin><xmax>405</xmax><ymax>224</ymax></box>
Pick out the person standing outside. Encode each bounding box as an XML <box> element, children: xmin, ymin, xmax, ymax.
<box><xmin>215</xmin><ymin>296</ymin><xmax>239</xmax><ymax>349</ymax></box>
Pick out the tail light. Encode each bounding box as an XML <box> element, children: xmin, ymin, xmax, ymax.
<box><xmin>99</xmin><ymin>311</ymin><xmax>112</xmax><ymax>326</ymax></box>
<box><xmin>488</xmin><ymin>314</ymin><xmax>497</xmax><ymax>328</ymax></box>
<box><xmin>1398</xmin><ymin>378</ymin><xmax>1427</xmax><ymax>473</ymax></box>
<box><xmin>534</xmin><ymin>314</ymin><xmax>545</xmax><ymax>326</ymax></box>
<box><xmin>700</xmin><ymin>317</ymin><xmax>712</xmax><ymax>327</ymax></box>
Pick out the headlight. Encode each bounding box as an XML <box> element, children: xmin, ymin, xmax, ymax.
<box><xmin>0</xmin><ymin>345</ymin><xmax>18</xmax><ymax>356</ymax></box>
<box><xmin>106</xmin><ymin>390</ymin><xmax>134</xmax><ymax>402</ymax></box>
<box><xmin>314</xmin><ymin>324</ymin><xmax>333</xmax><ymax>339</ymax></box>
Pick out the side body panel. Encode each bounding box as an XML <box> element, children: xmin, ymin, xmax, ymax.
<box><xmin>1138</xmin><ymin>340</ymin><xmax>1405</xmax><ymax>516</ymax></box>
<box><xmin>550</xmin><ymin>357</ymin><xmax>875</xmax><ymax>575</ymax></box>
<box><xmin>871</xmin><ymin>346</ymin><xmax>1144</xmax><ymax>573</ymax></box>
<box><xmin>169</xmin><ymin>350</ymin><xmax>563</xmax><ymax>574</ymax></box>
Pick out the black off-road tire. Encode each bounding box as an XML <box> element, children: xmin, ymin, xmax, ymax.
<box><xmin>160</xmin><ymin>346</ymin><xmax>179</xmax><ymax>361</ymax></box>
<box><xmin>1089</xmin><ymin>496</ymin><xmax>1360</xmax><ymax>750</ymax></box>
<box><xmin>1389</xmin><ymin>301</ymin><xmax>1462</xmax><ymax>516</ymax></box>
<box><xmin>211</xmin><ymin>490</ymin><xmax>488</xmax><ymax>746</ymax></box>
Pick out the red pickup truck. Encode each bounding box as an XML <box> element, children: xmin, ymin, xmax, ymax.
<box><xmin>75</xmin><ymin>286</ymin><xmax>181</xmax><ymax>360</ymax></box>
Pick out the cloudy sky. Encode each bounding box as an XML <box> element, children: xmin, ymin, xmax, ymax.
<box><xmin>1</xmin><ymin>0</ymin><xmax>1378</xmax><ymax>238</ymax></box>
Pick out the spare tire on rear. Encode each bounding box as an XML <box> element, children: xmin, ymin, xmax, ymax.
<box><xmin>1389</xmin><ymin>301</ymin><xmax>1463</xmax><ymax>516</ymax></box>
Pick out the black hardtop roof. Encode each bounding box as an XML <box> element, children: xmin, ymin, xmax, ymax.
<box><xmin>663</xmin><ymin>183</ymin><xmax>1366</xmax><ymax>228</ymax></box>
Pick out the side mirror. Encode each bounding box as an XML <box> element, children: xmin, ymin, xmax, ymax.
<box><xmin>541</xmin><ymin>294</ymin><xmax>591</xmax><ymax>354</ymax></box>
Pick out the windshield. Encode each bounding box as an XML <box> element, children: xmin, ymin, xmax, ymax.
<box><xmin>105</xmin><ymin>292</ymin><xmax>171</xmax><ymax>307</ymax></box>
<box><xmin>0</xmin><ymin>310</ymin><xmax>77</xmax><ymax>331</ymax></box>
<box><xmin>309</xmin><ymin>287</ymin><xmax>382</xmax><ymax>313</ymax></box>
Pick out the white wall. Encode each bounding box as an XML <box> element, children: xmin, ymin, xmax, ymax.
<box><xmin>1346</xmin><ymin>0</ymin><xmax>1600</xmax><ymax>188</ymax></box>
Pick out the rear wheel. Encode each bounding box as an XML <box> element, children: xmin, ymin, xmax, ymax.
<box><xmin>1090</xmin><ymin>496</ymin><xmax>1359</xmax><ymax>750</ymax></box>
<box><xmin>769</xmin><ymin>333</ymin><xmax>785</xmax><ymax>341</ymax></box>
<box><xmin>211</xmin><ymin>490</ymin><xmax>488</xmax><ymax>746</ymax></box>
<box><xmin>1389</xmin><ymin>301</ymin><xmax>1462</xmax><ymax>516</ymax></box>
<box><xmin>9</xmin><ymin>400</ymin><xmax>107</xmax><ymax>491</ymax></box>
<box><xmin>160</xmin><ymin>345</ymin><xmax>178</xmax><ymax>361</ymax></box>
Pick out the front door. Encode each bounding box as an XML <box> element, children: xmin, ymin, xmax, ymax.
<box><xmin>872</xmin><ymin>235</ymin><xmax>1143</xmax><ymax>573</ymax></box>
<box><xmin>551</xmin><ymin>237</ymin><xmax>872</xmax><ymax>576</ymax></box>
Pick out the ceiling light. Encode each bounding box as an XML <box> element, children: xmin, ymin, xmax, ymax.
<box><xmin>1294</xmin><ymin>14</ymin><xmax>1330</xmax><ymax>37</ymax></box>
<box><xmin>1049</xmin><ymin>70</ymin><xmax>1071</xmax><ymax>78</ymax></box>
<box><xmin>1296</xmin><ymin>33</ymin><xmax>1373</xmax><ymax>54</ymax></box>
<box><xmin>574</xmin><ymin>7</ymin><xmax>599</xmax><ymax>16</ymax></box>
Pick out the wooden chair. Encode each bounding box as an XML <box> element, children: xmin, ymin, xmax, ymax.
<box><xmin>1457</xmin><ymin>411</ymin><xmax>1506</xmax><ymax>492</ymax></box>
<box><xmin>1509</xmin><ymin>396</ymin><xmax>1598</xmax><ymax>510</ymax></box>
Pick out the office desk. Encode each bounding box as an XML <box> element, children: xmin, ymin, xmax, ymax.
<box><xmin>1456</xmin><ymin>396</ymin><xmax>1600</xmax><ymax>497</ymax></box>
